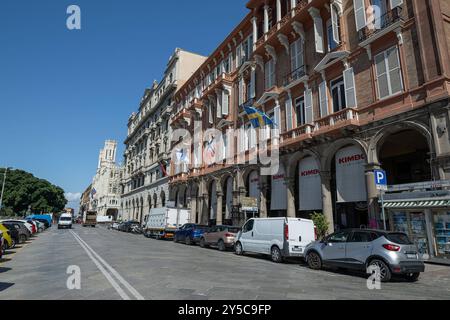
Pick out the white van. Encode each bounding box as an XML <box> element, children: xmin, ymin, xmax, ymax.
<box><xmin>58</xmin><ymin>213</ymin><xmax>73</xmax><ymax>229</ymax></box>
<box><xmin>234</xmin><ymin>218</ymin><xmax>316</xmax><ymax>263</ymax></box>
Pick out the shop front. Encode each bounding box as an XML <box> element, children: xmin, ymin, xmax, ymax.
<box><xmin>382</xmin><ymin>182</ymin><xmax>450</xmax><ymax>262</ymax></box>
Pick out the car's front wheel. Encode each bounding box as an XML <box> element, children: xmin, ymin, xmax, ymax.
<box><xmin>20</xmin><ymin>234</ymin><xmax>27</xmax><ymax>244</ymax></box>
<box><xmin>306</xmin><ymin>251</ymin><xmax>323</xmax><ymax>270</ymax></box>
<box><xmin>404</xmin><ymin>272</ymin><xmax>420</xmax><ymax>282</ymax></box>
<box><xmin>199</xmin><ymin>238</ymin><xmax>207</xmax><ymax>248</ymax></box>
<box><xmin>368</xmin><ymin>259</ymin><xmax>392</xmax><ymax>283</ymax></box>
<box><xmin>185</xmin><ymin>236</ymin><xmax>192</xmax><ymax>246</ymax></box>
<box><xmin>235</xmin><ymin>242</ymin><xmax>243</xmax><ymax>256</ymax></box>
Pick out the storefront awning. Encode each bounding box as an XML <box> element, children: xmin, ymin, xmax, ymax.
<box><xmin>382</xmin><ymin>199</ymin><xmax>450</xmax><ymax>209</ymax></box>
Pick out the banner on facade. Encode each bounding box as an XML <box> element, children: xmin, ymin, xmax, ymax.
<box><xmin>335</xmin><ymin>146</ymin><xmax>367</xmax><ymax>203</ymax></box>
<box><xmin>271</xmin><ymin>164</ymin><xmax>287</xmax><ymax>210</ymax></box>
<box><xmin>298</xmin><ymin>157</ymin><xmax>323</xmax><ymax>211</ymax></box>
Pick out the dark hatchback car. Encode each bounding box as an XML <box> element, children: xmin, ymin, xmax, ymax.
<box><xmin>3</xmin><ymin>222</ymin><xmax>30</xmax><ymax>244</ymax></box>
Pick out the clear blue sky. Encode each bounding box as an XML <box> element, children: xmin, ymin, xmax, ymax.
<box><xmin>0</xmin><ymin>0</ymin><xmax>248</xmax><ymax>208</ymax></box>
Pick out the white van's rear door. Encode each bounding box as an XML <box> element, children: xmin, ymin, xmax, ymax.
<box><xmin>287</xmin><ymin>218</ymin><xmax>315</xmax><ymax>256</ymax></box>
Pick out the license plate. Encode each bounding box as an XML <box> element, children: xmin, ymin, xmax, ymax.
<box><xmin>292</xmin><ymin>247</ymin><xmax>303</xmax><ymax>252</ymax></box>
<box><xmin>406</xmin><ymin>253</ymin><xmax>417</xmax><ymax>259</ymax></box>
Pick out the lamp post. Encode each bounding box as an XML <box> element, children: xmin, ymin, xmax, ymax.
<box><xmin>0</xmin><ymin>167</ymin><xmax>10</xmax><ymax>212</ymax></box>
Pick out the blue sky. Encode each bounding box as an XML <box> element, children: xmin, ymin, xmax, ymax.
<box><xmin>0</xmin><ymin>0</ymin><xmax>248</xmax><ymax>208</ymax></box>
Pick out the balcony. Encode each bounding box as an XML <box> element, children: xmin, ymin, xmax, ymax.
<box><xmin>358</xmin><ymin>6</ymin><xmax>403</xmax><ymax>46</ymax></box>
<box><xmin>187</xmin><ymin>97</ymin><xmax>204</xmax><ymax>113</ymax></box>
<box><xmin>202</xmin><ymin>73</ymin><xmax>234</xmax><ymax>98</ymax></box>
<box><xmin>313</xmin><ymin>108</ymin><xmax>360</xmax><ymax>135</ymax></box>
<box><xmin>253</xmin><ymin>0</ymin><xmax>310</xmax><ymax>54</ymax></box>
<box><xmin>280</xmin><ymin>108</ymin><xmax>360</xmax><ymax>146</ymax></box>
<box><xmin>170</xmin><ymin>109</ymin><xmax>191</xmax><ymax>128</ymax></box>
<box><xmin>282</xmin><ymin>65</ymin><xmax>307</xmax><ymax>88</ymax></box>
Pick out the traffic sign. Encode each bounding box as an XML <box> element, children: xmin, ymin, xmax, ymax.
<box><xmin>374</xmin><ymin>169</ymin><xmax>388</xmax><ymax>191</ymax></box>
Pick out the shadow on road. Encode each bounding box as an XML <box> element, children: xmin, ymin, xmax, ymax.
<box><xmin>0</xmin><ymin>267</ymin><xmax>12</xmax><ymax>273</ymax></box>
<box><xmin>4</xmin><ymin>251</ymin><xmax>16</xmax><ymax>256</ymax></box>
<box><xmin>0</xmin><ymin>258</ymin><xmax>12</xmax><ymax>263</ymax></box>
<box><xmin>0</xmin><ymin>282</ymin><xmax>14</xmax><ymax>292</ymax></box>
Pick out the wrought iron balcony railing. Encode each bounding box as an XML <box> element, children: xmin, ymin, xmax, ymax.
<box><xmin>358</xmin><ymin>6</ymin><xmax>403</xmax><ymax>43</ymax></box>
<box><xmin>283</xmin><ymin>65</ymin><xmax>306</xmax><ymax>87</ymax></box>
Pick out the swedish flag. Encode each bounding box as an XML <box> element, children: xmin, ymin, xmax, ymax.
<box><xmin>243</xmin><ymin>105</ymin><xmax>276</xmax><ymax>129</ymax></box>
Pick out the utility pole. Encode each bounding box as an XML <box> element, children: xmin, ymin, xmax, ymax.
<box><xmin>0</xmin><ymin>167</ymin><xmax>9</xmax><ymax>212</ymax></box>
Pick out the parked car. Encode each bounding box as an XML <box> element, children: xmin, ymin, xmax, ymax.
<box><xmin>33</xmin><ymin>220</ymin><xmax>45</xmax><ymax>232</ymax></box>
<box><xmin>304</xmin><ymin>229</ymin><xmax>426</xmax><ymax>282</ymax></box>
<box><xmin>2</xmin><ymin>224</ymin><xmax>19</xmax><ymax>248</ymax></box>
<box><xmin>26</xmin><ymin>214</ymin><xmax>52</xmax><ymax>228</ymax></box>
<box><xmin>2</xmin><ymin>222</ymin><xmax>29</xmax><ymax>244</ymax></box>
<box><xmin>234</xmin><ymin>218</ymin><xmax>316</xmax><ymax>263</ymax></box>
<box><xmin>58</xmin><ymin>213</ymin><xmax>73</xmax><ymax>229</ymax></box>
<box><xmin>1</xmin><ymin>220</ymin><xmax>35</xmax><ymax>235</ymax></box>
<box><xmin>119</xmin><ymin>221</ymin><xmax>140</xmax><ymax>233</ymax></box>
<box><xmin>0</xmin><ymin>223</ymin><xmax>14</xmax><ymax>250</ymax></box>
<box><xmin>174</xmin><ymin>224</ymin><xmax>210</xmax><ymax>245</ymax></box>
<box><xmin>110</xmin><ymin>222</ymin><xmax>120</xmax><ymax>230</ymax></box>
<box><xmin>200</xmin><ymin>225</ymin><xmax>241</xmax><ymax>251</ymax></box>
<box><xmin>0</xmin><ymin>231</ymin><xmax>3</xmax><ymax>259</ymax></box>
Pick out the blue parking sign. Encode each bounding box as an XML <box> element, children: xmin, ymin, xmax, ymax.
<box><xmin>374</xmin><ymin>170</ymin><xmax>388</xmax><ymax>190</ymax></box>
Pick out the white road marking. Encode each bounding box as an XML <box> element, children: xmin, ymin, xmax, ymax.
<box><xmin>70</xmin><ymin>230</ymin><xmax>145</xmax><ymax>300</ymax></box>
<box><xmin>70</xmin><ymin>230</ymin><xmax>131</xmax><ymax>300</ymax></box>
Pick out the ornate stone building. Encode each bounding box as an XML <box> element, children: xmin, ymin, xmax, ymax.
<box><xmin>120</xmin><ymin>48</ymin><xmax>207</xmax><ymax>223</ymax></box>
<box><xmin>90</xmin><ymin>140</ymin><xmax>122</xmax><ymax>219</ymax></box>
<box><xmin>169</xmin><ymin>0</ymin><xmax>450</xmax><ymax>259</ymax></box>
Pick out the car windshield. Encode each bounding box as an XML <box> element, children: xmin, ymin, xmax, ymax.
<box><xmin>60</xmin><ymin>217</ymin><xmax>72</xmax><ymax>221</ymax></box>
<box><xmin>195</xmin><ymin>226</ymin><xmax>209</xmax><ymax>230</ymax></box>
<box><xmin>386</xmin><ymin>233</ymin><xmax>413</xmax><ymax>245</ymax></box>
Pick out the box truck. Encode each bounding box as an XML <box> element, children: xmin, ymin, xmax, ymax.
<box><xmin>143</xmin><ymin>207</ymin><xmax>190</xmax><ymax>240</ymax></box>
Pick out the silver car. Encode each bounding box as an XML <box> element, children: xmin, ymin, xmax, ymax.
<box><xmin>304</xmin><ymin>229</ymin><xmax>425</xmax><ymax>282</ymax></box>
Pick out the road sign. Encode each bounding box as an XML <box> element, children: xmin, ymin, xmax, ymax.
<box><xmin>374</xmin><ymin>170</ymin><xmax>388</xmax><ymax>191</ymax></box>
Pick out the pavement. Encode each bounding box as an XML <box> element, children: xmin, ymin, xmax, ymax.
<box><xmin>0</xmin><ymin>225</ymin><xmax>449</xmax><ymax>300</ymax></box>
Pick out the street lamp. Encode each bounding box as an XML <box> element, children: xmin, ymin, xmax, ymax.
<box><xmin>0</xmin><ymin>167</ymin><xmax>12</xmax><ymax>213</ymax></box>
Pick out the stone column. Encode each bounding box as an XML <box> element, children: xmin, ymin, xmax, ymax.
<box><xmin>190</xmin><ymin>196</ymin><xmax>198</xmax><ymax>223</ymax></box>
<box><xmin>259</xmin><ymin>180</ymin><xmax>269</xmax><ymax>218</ymax></box>
<box><xmin>365</xmin><ymin>163</ymin><xmax>382</xmax><ymax>229</ymax></box>
<box><xmin>252</xmin><ymin>16</ymin><xmax>258</xmax><ymax>47</ymax></box>
<box><xmin>286</xmin><ymin>178</ymin><xmax>296</xmax><ymax>218</ymax></box>
<box><xmin>290</xmin><ymin>0</ymin><xmax>296</xmax><ymax>17</ymax></box>
<box><xmin>202</xmin><ymin>193</ymin><xmax>209</xmax><ymax>225</ymax></box>
<box><xmin>276</xmin><ymin>0</ymin><xmax>282</xmax><ymax>23</ymax></box>
<box><xmin>321</xmin><ymin>171</ymin><xmax>335</xmax><ymax>234</ymax></box>
<box><xmin>216</xmin><ymin>191</ymin><xmax>223</xmax><ymax>225</ymax></box>
<box><xmin>264</xmin><ymin>5</ymin><xmax>269</xmax><ymax>34</ymax></box>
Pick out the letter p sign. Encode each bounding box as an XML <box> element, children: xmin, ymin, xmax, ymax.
<box><xmin>374</xmin><ymin>170</ymin><xmax>387</xmax><ymax>191</ymax></box>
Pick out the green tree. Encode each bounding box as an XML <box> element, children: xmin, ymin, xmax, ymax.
<box><xmin>0</xmin><ymin>168</ymin><xmax>67</xmax><ymax>216</ymax></box>
<box><xmin>310</xmin><ymin>212</ymin><xmax>330</xmax><ymax>239</ymax></box>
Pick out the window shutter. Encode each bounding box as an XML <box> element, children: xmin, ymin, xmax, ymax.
<box><xmin>314</xmin><ymin>17</ymin><xmax>324</xmax><ymax>53</ymax></box>
<box><xmin>274</xmin><ymin>105</ymin><xmax>281</xmax><ymax>131</ymax></box>
<box><xmin>331</xmin><ymin>5</ymin><xmax>340</xmax><ymax>44</ymax></box>
<box><xmin>236</xmin><ymin>44</ymin><xmax>242</xmax><ymax>68</ymax></box>
<box><xmin>285</xmin><ymin>96</ymin><xmax>293</xmax><ymax>131</ymax></box>
<box><xmin>353</xmin><ymin>0</ymin><xmax>366</xmax><ymax>31</ymax></box>
<box><xmin>343</xmin><ymin>68</ymin><xmax>357</xmax><ymax>108</ymax></box>
<box><xmin>238</xmin><ymin>78</ymin><xmax>244</xmax><ymax>106</ymax></box>
<box><xmin>375</xmin><ymin>52</ymin><xmax>390</xmax><ymax>99</ymax></box>
<box><xmin>319</xmin><ymin>81</ymin><xmax>329</xmax><ymax>117</ymax></box>
<box><xmin>222</xmin><ymin>89</ymin><xmax>230</xmax><ymax>116</ymax></box>
<box><xmin>386</xmin><ymin>47</ymin><xmax>403</xmax><ymax>95</ymax></box>
<box><xmin>208</xmin><ymin>101</ymin><xmax>213</xmax><ymax>124</ymax></box>
<box><xmin>250</xmin><ymin>68</ymin><xmax>256</xmax><ymax>98</ymax></box>
<box><xmin>305</xmin><ymin>89</ymin><xmax>313</xmax><ymax>124</ymax></box>
<box><xmin>290</xmin><ymin>42</ymin><xmax>297</xmax><ymax>71</ymax></box>
<box><xmin>216</xmin><ymin>91</ymin><xmax>222</xmax><ymax>119</ymax></box>
<box><xmin>390</xmin><ymin>0</ymin><xmax>403</xmax><ymax>8</ymax></box>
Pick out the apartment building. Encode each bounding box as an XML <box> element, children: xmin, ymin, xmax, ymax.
<box><xmin>169</xmin><ymin>0</ymin><xmax>450</xmax><ymax>259</ymax></box>
<box><xmin>120</xmin><ymin>48</ymin><xmax>207</xmax><ymax>223</ymax></box>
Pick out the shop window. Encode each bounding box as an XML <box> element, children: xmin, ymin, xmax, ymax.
<box><xmin>391</xmin><ymin>211</ymin><xmax>429</xmax><ymax>255</ymax></box>
<box><xmin>434</xmin><ymin>212</ymin><xmax>450</xmax><ymax>257</ymax></box>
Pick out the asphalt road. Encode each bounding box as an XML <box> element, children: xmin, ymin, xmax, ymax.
<box><xmin>0</xmin><ymin>225</ymin><xmax>449</xmax><ymax>300</ymax></box>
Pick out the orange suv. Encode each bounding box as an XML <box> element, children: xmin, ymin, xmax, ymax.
<box><xmin>200</xmin><ymin>225</ymin><xmax>241</xmax><ymax>251</ymax></box>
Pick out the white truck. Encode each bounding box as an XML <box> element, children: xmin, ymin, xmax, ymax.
<box><xmin>143</xmin><ymin>207</ymin><xmax>190</xmax><ymax>240</ymax></box>
<box><xmin>235</xmin><ymin>217</ymin><xmax>316</xmax><ymax>263</ymax></box>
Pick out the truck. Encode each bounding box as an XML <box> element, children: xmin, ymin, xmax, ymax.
<box><xmin>96</xmin><ymin>216</ymin><xmax>113</xmax><ymax>224</ymax></box>
<box><xmin>143</xmin><ymin>207</ymin><xmax>190</xmax><ymax>240</ymax></box>
<box><xmin>83</xmin><ymin>211</ymin><xmax>97</xmax><ymax>228</ymax></box>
